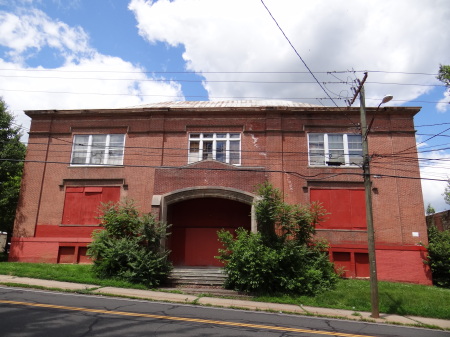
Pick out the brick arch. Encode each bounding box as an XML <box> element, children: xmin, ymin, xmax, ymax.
<box><xmin>155</xmin><ymin>187</ymin><xmax>258</xmax><ymax>267</ymax></box>
<box><xmin>156</xmin><ymin>186</ymin><xmax>258</xmax><ymax>233</ymax></box>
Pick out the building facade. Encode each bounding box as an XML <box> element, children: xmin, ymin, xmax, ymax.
<box><xmin>10</xmin><ymin>100</ymin><xmax>431</xmax><ymax>284</ymax></box>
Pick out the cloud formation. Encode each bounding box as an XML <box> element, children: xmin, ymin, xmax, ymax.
<box><xmin>0</xmin><ymin>6</ymin><xmax>184</xmax><ymax>131</ymax></box>
<box><xmin>129</xmin><ymin>0</ymin><xmax>450</xmax><ymax>108</ymax></box>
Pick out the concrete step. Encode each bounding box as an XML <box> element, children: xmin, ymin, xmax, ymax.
<box><xmin>168</xmin><ymin>267</ymin><xmax>227</xmax><ymax>286</ymax></box>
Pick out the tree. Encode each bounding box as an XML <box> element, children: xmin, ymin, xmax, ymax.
<box><xmin>444</xmin><ymin>179</ymin><xmax>450</xmax><ymax>206</ymax></box>
<box><xmin>0</xmin><ymin>98</ymin><xmax>26</xmax><ymax>239</ymax></box>
<box><xmin>217</xmin><ymin>182</ymin><xmax>338</xmax><ymax>295</ymax></box>
<box><xmin>426</xmin><ymin>203</ymin><xmax>436</xmax><ymax>215</ymax></box>
<box><xmin>87</xmin><ymin>200</ymin><xmax>172</xmax><ymax>287</ymax></box>
<box><xmin>437</xmin><ymin>64</ymin><xmax>450</xmax><ymax>87</ymax></box>
<box><xmin>425</xmin><ymin>225</ymin><xmax>450</xmax><ymax>288</ymax></box>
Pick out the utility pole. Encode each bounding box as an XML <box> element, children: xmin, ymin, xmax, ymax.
<box><xmin>359</xmin><ymin>83</ymin><xmax>379</xmax><ymax>319</ymax></box>
<box><xmin>349</xmin><ymin>72</ymin><xmax>379</xmax><ymax>318</ymax></box>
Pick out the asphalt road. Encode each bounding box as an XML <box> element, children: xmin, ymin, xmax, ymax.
<box><xmin>0</xmin><ymin>286</ymin><xmax>448</xmax><ymax>337</ymax></box>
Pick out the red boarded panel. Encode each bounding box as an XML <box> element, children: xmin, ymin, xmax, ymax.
<box><xmin>61</xmin><ymin>186</ymin><xmax>120</xmax><ymax>225</ymax></box>
<box><xmin>61</xmin><ymin>189</ymin><xmax>83</xmax><ymax>225</ymax></box>
<box><xmin>184</xmin><ymin>228</ymin><xmax>231</xmax><ymax>266</ymax></box>
<box><xmin>81</xmin><ymin>190</ymin><xmax>103</xmax><ymax>225</ymax></box>
<box><xmin>167</xmin><ymin>197</ymin><xmax>251</xmax><ymax>267</ymax></box>
<box><xmin>311</xmin><ymin>189</ymin><xmax>366</xmax><ymax>229</ymax></box>
<box><xmin>77</xmin><ymin>247</ymin><xmax>91</xmax><ymax>264</ymax></box>
<box><xmin>355</xmin><ymin>253</ymin><xmax>369</xmax><ymax>277</ymax></box>
<box><xmin>58</xmin><ymin>246</ymin><xmax>75</xmax><ymax>263</ymax></box>
<box><xmin>333</xmin><ymin>252</ymin><xmax>352</xmax><ymax>278</ymax></box>
<box><xmin>169</xmin><ymin>228</ymin><xmax>186</xmax><ymax>266</ymax></box>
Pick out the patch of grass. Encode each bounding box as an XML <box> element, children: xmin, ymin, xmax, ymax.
<box><xmin>254</xmin><ymin>279</ymin><xmax>450</xmax><ymax>320</ymax></box>
<box><xmin>0</xmin><ymin>262</ymin><xmax>148</xmax><ymax>290</ymax></box>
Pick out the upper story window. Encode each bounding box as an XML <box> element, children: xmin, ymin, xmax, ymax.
<box><xmin>308</xmin><ymin>133</ymin><xmax>363</xmax><ymax>166</ymax></box>
<box><xmin>71</xmin><ymin>134</ymin><xmax>125</xmax><ymax>166</ymax></box>
<box><xmin>189</xmin><ymin>133</ymin><xmax>241</xmax><ymax>165</ymax></box>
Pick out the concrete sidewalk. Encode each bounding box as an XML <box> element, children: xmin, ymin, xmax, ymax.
<box><xmin>0</xmin><ymin>274</ymin><xmax>449</xmax><ymax>330</ymax></box>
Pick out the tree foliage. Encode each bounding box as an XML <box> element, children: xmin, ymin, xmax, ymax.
<box><xmin>88</xmin><ymin>200</ymin><xmax>172</xmax><ymax>287</ymax></box>
<box><xmin>0</xmin><ymin>98</ymin><xmax>26</xmax><ymax>236</ymax></box>
<box><xmin>444</xmin><ymin>179</ymin><xmax>450</xmax><ymax>206</ymax></box>
<box><xmin>437</xmin><ymin>64</ymin><xmax>450</xmax><ymax>87</ymax></box>
<box><xmin>426</xmin><ymin>225</ymin><xmax>450</xmax><ymax>288</ymax></box>
<box><xmin>217</xmin><ymin>182</ymin><xmax>338</xmax><ymax>295</ymax></box>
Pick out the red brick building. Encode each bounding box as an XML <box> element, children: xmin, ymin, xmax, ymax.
<box><xmin>10</xmin><ymin>100</ymin><xmax>431</xmax><ymax>284</ymax></box>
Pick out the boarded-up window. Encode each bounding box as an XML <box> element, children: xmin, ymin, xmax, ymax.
<box><xmin>61</xmin><ymin>186</ymin><xmax>120</xmax><ymax>225</ymax></box>
<box><xmin>332</xmin><ymin>251</ymin><xmax>369</xmax><ymax>278</ymax></box>
<box><xmin>310</xmin><ymin>189</ymin><xmax>366</xmax><ymax>230</ymax></box>
<box><xmin>58</xmin><ymin>246</ymin><xmax>75</xmax><ymax>263</ymax></box>
<box><xmin>333</xmin><ymin>252</ymin><xmax>352</xmax><ymax>278</ymax></box>
<box><xmin>355</xmin><ymin>253</ymin><xmax>370</xmax><ymax>277</ymax></box>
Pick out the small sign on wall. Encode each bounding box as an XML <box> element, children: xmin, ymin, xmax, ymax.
<box><xmin>412</xmin><ymin>232</ymin><xmax>419</xmax><ymax>237</ymax></box>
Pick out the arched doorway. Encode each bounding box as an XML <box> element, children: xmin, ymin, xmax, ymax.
<box><xmin>160</xmin><ymin>187</ymin><xmax>256</xmax><ymax>267</ymax></box>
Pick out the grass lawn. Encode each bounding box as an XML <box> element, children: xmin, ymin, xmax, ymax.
<box><xmin>0</xmin><ymin>262</ymin><xmax>149</xmax><ymax>290</ymax></box>
<box><xmin>1</xmin><ymin>262</ymin><xmax>449</xmax><ymax>319</ymax></box>
<box><xmin>255</xmin><ymin>279</ymin><xmax>450</xmax><ymax>320</ymax></box>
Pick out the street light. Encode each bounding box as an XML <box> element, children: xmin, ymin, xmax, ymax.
<box><xmin>366</xmin><ymin>95</ymin><xmax>394</xmax><ymax>139</ymax></box>
<box><xmin>360</xmin><ymin>90</ymin><xmax>394</xmax><ymax>318</ymax></box>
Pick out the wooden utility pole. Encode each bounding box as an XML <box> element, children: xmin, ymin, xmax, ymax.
<box><xmin>350</xmin><ymin>72</ymin><xmax>380</xmax><ymax>318</ymax></box>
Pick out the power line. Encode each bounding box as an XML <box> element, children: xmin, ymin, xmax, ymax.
<box><xmin>0</xmin><ymin>68</ymin><xmax>440</xmax><ymax>76</ymax></box>
<box><xmin>259</xmin><ymin>0</ymin><xmax>339</xmax><ymax>107</ymax></box>
<box><xmin>0</xmin><ymin>157</ymin><xmax>447</xmax><ymax>182</ymax></box>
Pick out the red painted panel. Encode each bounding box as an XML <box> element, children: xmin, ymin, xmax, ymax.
<box><xmin>35</xmin><ymin>224</ymin><xmax>102</xmax><ymax>238</ymax></box>
<box><xmin>58</xmin><ymin>246</ymin><xmax>75</xmax><ymax>263</ymax></box>
<box><xmin>85</xmin><ymin>187</ymin><xmax>103</xmax><ymax>193</ymax></box>
<box><xmin>61</xmin><ymin>189</ymin><xmax>83</xmax><ymax>225</ymax></box>
<box><xmin>311</xmin><ymin>189</ymin><xmax>366</xmax><ymax>229</ymax></box>
<box><xmin>377</xmin><ymin>249</ymin><xmax>432</xmax><ymax>285</ymax></box>
<box><xmin>169</xmin><ymin>228</ymin><xmax>186</xmax><ymax>266</ymax></box>
<box><xmin>62</xmin><ymin>186</ymin><xmax>120</xmax><ymax>225</ymax></box>
<box><xmin>184</xmin><ymin>228</ymin><xmax>230</xmax><ymax>266</ymax></box>
<box><xmin>333</xmin><ymin>252</ymin><xmax>352</xmax><ymax>278</ymax></box>
<box><xmin>77</xmin><ymin>247</ymin><xmax>91</xmax><ymax>264</ymax></box>
<box><xmin>167</xmin><ymin>197</ymin><xmax>251</xmax><ymax>267</ymax></box>
<box><xmin>355</xmin><ymin>253</ymin><xmax>369</xmax><ymax>277</ymax></box>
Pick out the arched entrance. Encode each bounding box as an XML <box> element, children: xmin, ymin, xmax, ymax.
<box><xmin>159</xmin><ymin>187</ymin><xmax>256</xmax><ymax>267</ymax></box>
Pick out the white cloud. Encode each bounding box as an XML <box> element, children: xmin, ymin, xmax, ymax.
<box><xmin>436</xmin><ymin>89</ymin><xmax>450</xmax><ymax>113</ymax></box>
<box><xmin>0</xmin><ymin>6</ymin><xmax>184</xmax><ymax>139</ymax></box>
<box><xmin>129</xmin><ymin>0</ymin><xmax>450</xmax><ymax>105</ymax></box>
<box><xmin>0</xmin><ymin>8</ymin><xmax>91</xmax><ymax>63</ymax></box>
<box><xmin>420</xmin><ymin>151</ymin><xmax>450</xmax><ymax>213</ymax></box>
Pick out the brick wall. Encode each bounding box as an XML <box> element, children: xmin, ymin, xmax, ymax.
<box><xmin>10</xmin><ymin>104</ymin><xmax>430</xmax><ymax>284</ymax></box>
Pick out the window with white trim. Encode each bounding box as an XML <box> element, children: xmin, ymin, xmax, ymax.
<box><xmin>188</xmin><ymin>133</ymin><xmax>241</xmax><ymax>165</ymax></box>
<box><xmin>71</xmin><ymin>134</ymin><xmax>125</xmax><ymax>166</ymax></box>
<box><xmin>308</xmin><ymin>133</ymin><xmax>363</xmax><ymax>166</ymax></box>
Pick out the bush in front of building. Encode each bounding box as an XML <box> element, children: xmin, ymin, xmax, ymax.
<box><xmin>217</xmin><ymin>182</ymin><xmax>338</xmax><ymax>295</ymax></box>
<box><xmin>88</xmin><ymin>200</ymin><xmax>172</xmax><ymax>287</ymax></box>
<box><xmin>426</xmin><ymin>225</ymin><xmax>450</xmax><ymax>288</ymax></box>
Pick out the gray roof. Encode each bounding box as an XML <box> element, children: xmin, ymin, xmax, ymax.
<box><xmin>125</xmin><ymin>100</ymin><xmax>323</xmax><ymax>109</ymax></box>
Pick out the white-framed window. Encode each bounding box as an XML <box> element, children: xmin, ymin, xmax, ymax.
<box><xmin>70</xmin><ymin>134</ymin><xmax>125</xmax><ymax>166</ymax></box>
<box><xmin>308</xmin><ymin>133</ymin><xmax>363</xmax><ymax>166</ymax></box>
<box><xmin>188</xmin><ymin>133</ymin><xmax>241</xmax><ymax>165</ymax></box>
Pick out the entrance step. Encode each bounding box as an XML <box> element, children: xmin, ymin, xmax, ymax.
<box><xmin>168</xmin><ymin>267</ymin><xmax>227</xmax><ymax>286</ymax></box>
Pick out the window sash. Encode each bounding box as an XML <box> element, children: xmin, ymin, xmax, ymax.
<box><xmin>71</xmin><ymin>134</ymin><xmax>125</xmax><ymax>166</ymax></box>
<box><xmin>308</xmin><ymin>133</ymin><xmax>362</xmax><ymax>166</ymax></box>
<box><xmin>188</xmin><ymin>133</ymin><xmax>241</xmax><ymax>165</ymax></box>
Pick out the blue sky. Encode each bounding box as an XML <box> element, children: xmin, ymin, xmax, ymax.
<box><xmin>0</xmin><ymin>0</ymin><xmax>449</xmax><ymax>211</ymax></box>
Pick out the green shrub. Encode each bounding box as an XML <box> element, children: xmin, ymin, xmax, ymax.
<box><xmin>218</xmin><ymin>229</ymin><xmax>337</xmax><ymax>295</ymax></box>
<box><xmin>426</xmin><ymin>225</ymin><xmax>450</xmax><ymax>288</ymax></box>
<box><xmin>217</xmin><ymin>182</ymin><xmax>338</xmax><ymax>295</ymax></box>
<box><xmin>88</xmin><ymin>200</ymin><xmax>172</xmax><ymax>287</ymax></box>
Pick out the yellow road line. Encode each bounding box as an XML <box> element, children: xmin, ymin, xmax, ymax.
<box><xmin>0</xmin><ymin>299</ymin><xmax>375</xmax><ymax>337</ymax></box>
